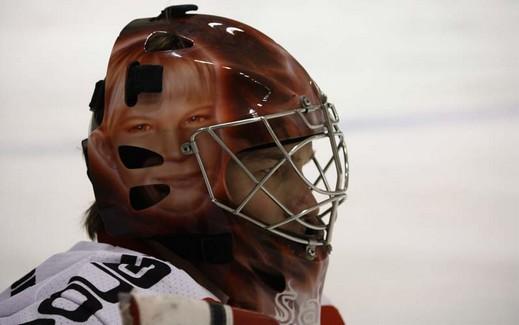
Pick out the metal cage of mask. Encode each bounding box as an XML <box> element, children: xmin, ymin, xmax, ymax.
<box><xmin>181</xmin><ymin>101</ymin><xmax>348</xmax><ymax>254</ymax></box>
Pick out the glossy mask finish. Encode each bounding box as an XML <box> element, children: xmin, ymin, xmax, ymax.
<box><xmin>86</xmin><ymin>10</ymin><xmax>348</xmax><ymax>324</ymax></box>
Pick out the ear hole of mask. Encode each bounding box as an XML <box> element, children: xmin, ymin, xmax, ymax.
<box><xmin>119</xmin><ymin>145</ymin><xmax>164</xmax><ymax>169</ymax></box>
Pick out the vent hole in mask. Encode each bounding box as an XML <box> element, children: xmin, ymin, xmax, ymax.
<box><xmin>119</xmin><ymin>145</ymin><xmax>164</xmax><ymax>169</ymax></box>
<box><xmin>145</xmin><ymin>31</ymin><xmax>194</xmax><ymax>52</ymax></box>
<box><xmin>129</xmin><ymin>184</ymin><xmax>170</xmax><ymax>210</ymax></box>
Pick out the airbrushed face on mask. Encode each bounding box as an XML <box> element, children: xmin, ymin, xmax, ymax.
<box><xmin>84</xmin><ymin>6</ymin><xmax>348</xmax><ymax>323</ymax></box>
<box><xmin>106</xmin><ymin>59</ymin><xmax>220</xmax><ymax>218</ymax></box>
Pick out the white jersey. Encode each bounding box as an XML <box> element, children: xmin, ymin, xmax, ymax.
<box><xmin>0</xmin><ymin>241</ymin><xmax>217</xmax><ymax>324</ymax></box>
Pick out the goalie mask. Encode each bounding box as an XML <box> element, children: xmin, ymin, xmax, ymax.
<box><xmin>85</xmin><ymin>5</ymin><xmax>348</xmax><ymax>324</ymax></box>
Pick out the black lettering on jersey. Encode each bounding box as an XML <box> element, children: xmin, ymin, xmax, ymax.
<box><xmin>10</xmin><ymin>268</ymin><xmax>36</xmax><ymax>296</ymax></box>
<box><xmin>31</xmin><ymin>253</ymin><xmax>172</xmax><ymax>323</ymax></box>
<box><xmin>98</xmin><ymin>254</ymin><xmax>171</xmax><ymax>288</ymax></box>
<box><xmin>20</xmin><ymin>319</ymin><xmax>55</xmax><ymax>325</ymax></box>
<box><xmin>69</xmin><ymin>275</ymin><xmax>132</xmax><ymax>304</ymax></box>
<box><xmin>38</xmin><ymin>283</ymin><xmax>102</xmax><ymax>322</ymax></box>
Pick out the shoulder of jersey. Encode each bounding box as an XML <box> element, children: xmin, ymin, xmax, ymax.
<box><xmin>0</xmin><ymin>241</ymin><xmax>216</xmax><ymax>324</ymax></box>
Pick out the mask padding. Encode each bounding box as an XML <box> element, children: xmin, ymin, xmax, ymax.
<box><xmin>129</xmin><ymin>184</ymin><xmax>170</xmax><ymax>210</ymax></box>
<box><xmin>118</xmin><ymin>145</ymin><xmax>164</xmax><ymax>169</ymax></box>
<box><xmin>125</xmin><ymin>61</ymin><xmax>163</xmax><ymax>107</ymax></box>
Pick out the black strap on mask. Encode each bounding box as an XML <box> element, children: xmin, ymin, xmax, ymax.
<box><xmin>89</xmin><ymin>80</ymin><xmax>105</xmax><ymax>126</ymax></box>
<box><xmin>158</xmin><ymin>4</ymin><xmax>198</xmax><ymax>19</ymax></box>
<box><xmin>155</xmin><ymin>233</ymin><xmax>234</xmax><ymax>264</ymax></box>
<box><xmin>81</xmin><ymin>138</ymin><xmax>93</xmax><ymax>184</ymax></box>
<box><xmin>125</xmin><ymin>61</ymin><xmax>163</xmax><ymax>107</ymax></box>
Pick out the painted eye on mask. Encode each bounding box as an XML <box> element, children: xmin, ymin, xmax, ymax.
<box><xmin>183</xmin><ymin>114</ymin><xmax>212</xmax><ymax>128</ymax></box>
<box><xmin>128</xmin><ymin>123</ymin><xmax>152</xmax><ymax>133</ymax></box>
<box><xmin>118</xmin><ymin>145</ymin><xmax>164</xmax><ymax>169</ymax></box>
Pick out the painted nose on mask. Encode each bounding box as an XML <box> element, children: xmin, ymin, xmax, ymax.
<box><xmin>157</xmin><ymin>129</ymin><xmax>188</xmax><ymax>162</ymax></box>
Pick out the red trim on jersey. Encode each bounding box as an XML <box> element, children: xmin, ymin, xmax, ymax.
<box><xmin>204</xmin><ymin>298</ymin><xmax>279</xmax><ymax>324</ymax></box>
<box><xmin>231</xmin><ymin>307</ymin><xmax>279</xmax><ymax>325</ymax></box>
<box><xmin>321</xmin><ymin>305</ymin><xmax>345</xmax><ymax>325</ymax></box>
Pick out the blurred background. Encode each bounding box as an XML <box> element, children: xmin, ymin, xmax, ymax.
<box><xmin>1</xmin><ymin>0</ymin><xmax>518</xmax><ymax>324</ymax></box>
